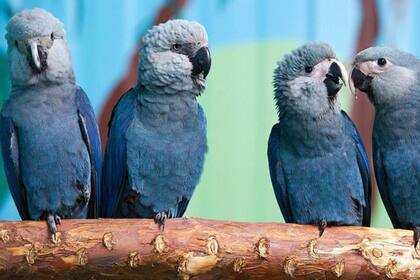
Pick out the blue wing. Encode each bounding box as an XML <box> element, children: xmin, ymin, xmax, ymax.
<box><xmin>372</xmin><ymin>136</ymin><xmax>400</xmax><ymax>228</ymax></box>
<box><xmin>341</xmin><ymin>111</ymin><xmax>371</xmax><ymax>226</ymax></box>
<box><xmin>0</xmin><ymin>115</ymin><xmax>29</xmax><ymax>219</ymax></box>
<box><xmin>75</xmin><ymin>87</ymin><xmax>102</xmax><ymax>218</ymax></box>
<box><xmin>101</xmin><ymin>89</ymin><xmax>136</xmax><ymax>217</ymax></box>
<box><xmin>267</xmin><ymin>123</ymin><xmax>293</xmax><ymax>223</ymax></box>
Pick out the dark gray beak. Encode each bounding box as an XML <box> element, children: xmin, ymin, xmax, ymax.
<box><xmin>190</xmin><ymin>46</ymin><xmax>211</xmax><ymax>78</ymax></box>
<box><xmin>324</xmin><ymin>62</ymin><xmax>345</xmax><ymax>98</ymax></box>
<box><xmin>351</xmin><ymin>67</ymin><xmax>373</xmax><ymax>94</ymax></box>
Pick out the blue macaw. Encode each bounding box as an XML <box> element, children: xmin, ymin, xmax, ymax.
<box><xmin>268</xmin><ymin>42</ymin><xmax>371</xmax><ymax>236</ymax></box>
<box><xmin>351</xmin><ymin>46</ymin><xmax>420</xmax><ymax>247</ymax></box>
<box><xmin>101</xmin><ymin>19</ymin><xmax>211</xmax><ymax>226</ymax></box>
<box><xmin>0</xmin><ymin>8</ymin><xmax>101</xmax><ymax>234</ymax></box>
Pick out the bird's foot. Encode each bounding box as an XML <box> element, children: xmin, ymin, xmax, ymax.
<box><xmin>154</xmin><ymin>210</ymin><xmax>176</xmax><ymax>231</ymax></box>
<box><xmin>55</xmin><ymin>215</ymin><xmax>61</xmax><ymax>225</ymax></box>
<box><xmin>46</xmin><ymin>214</ymin><xmax>62</xmax><ymax>235</ymax></box>
<box><xmin>414</xmin><ymin>226</ymin><xmax>420</xmax><ymax>250</ymax></box>
<box><xmin>318</xmin><ymin>219</ymin><xmax>327</xmax><ymax>237</ymax></box>
<box><xmin>154</xmin><ymin>212</ymin><xmax>168</xmax><ymax>231</ymax></box>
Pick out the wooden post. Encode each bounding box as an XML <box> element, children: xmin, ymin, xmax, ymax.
<box><xmin>0</xmin><ymin>218</ymin><xmax>418</xmax><ymax>279</ymax></box>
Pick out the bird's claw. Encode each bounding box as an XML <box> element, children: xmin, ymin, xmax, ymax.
<box><xmin>47</xmin><ymin>214</ymin><xmax>57</xmax><ymax>234</ymax></box>
<box><xmin>154</xmin><ymin>212</ymin><xmax>168</xmax><ymax>231</ymax></box>
<box><xmin>318</xmin><ymin>219</ymin><xmax>327</xmax><ymax>237</ymax></box>
<box><xmin>55</xmin><ymin>215</ymin><xmax>61</xmax><ymax>225</ymax></box>
<box><xmin>47</xmin><ymin>214</ymin><xmax>62</xmax><ymax>235</ymax></box>
<box><xmin>154</xmin><ymin>209</ymin><xmax>177</xmax><ymax>231</ymax></box>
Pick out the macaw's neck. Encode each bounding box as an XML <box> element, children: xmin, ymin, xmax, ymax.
<box><xmin>11</xmin><ymin>76</ymin><xmax>76</xmax><ymax>92</ymax></box>
<box><xmin>279</xmin><ymin>110</ymin><xmax>344</xmax><ymax>156</ymax></box>
<box><xmin>374</xmin><ymin>98</ymin><xmax>420</xmax><ymax>146</ymax></box>
<box><xmin>136</xmin><ymin>89</ymin><xmax>199</xmax><ymax>129</ymax></box>
<box><xmin>11</xmin><ymin>80</ymin><xmax>76</xmax><ymax>94</ymax></box>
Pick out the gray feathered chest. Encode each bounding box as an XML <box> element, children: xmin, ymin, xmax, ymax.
<box><xmin>374</xmin><ymin>101</ymin><xmax>420</xmax><ymax>148</ymax></box>
<box><xmin>1</xmin><ymin>84</ymin><xmax>91</xmax><ymax>219</ymax></box>
<box><xmin>122</xmin><ymin>93</ymin><xmax>207</xmax><ymax>216</ymax></box>
<box><xmin>4</xmin><ymin>84</ymin><xmax>80</xmax><ymax>129</ymax></box>
<box><xmin>276</xmin><ymin>113</ymin><xmax>365</xmax><ymax>225</ymax></box>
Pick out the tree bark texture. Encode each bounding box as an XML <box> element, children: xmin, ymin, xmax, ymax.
<box><xmin>0</xmin><ymin>218</ymin><xmax>418</xmax><ymax>279</ymax></box>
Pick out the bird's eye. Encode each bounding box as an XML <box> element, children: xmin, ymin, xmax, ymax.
<box><xmin>377</xmin><ymin>58</ymin><xmax>387</xmax><ymax>66</ymax></box>
<box><xmin>172</xmin><ymin>43</ymin><xmax>181</xmax><ymax>51</ymax></box>
<box><xmin>50</xmin><ymin>33</ymin><xmax>55</xmax><ymax>40</ymax></box>
<box><xmin>305</xmin><ymin>66</ymin><xmax>313</xmax><ymax>73</ymax></box>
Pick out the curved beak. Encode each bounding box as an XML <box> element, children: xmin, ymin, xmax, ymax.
<box><xmin>349</xmin><ymin>66</ymin><xmax>373</xmax><ymax>96</ymax></box>
<box><xmin>323</xmin><ymin>61</ymin><xmax>348</xmax><ymax>98</ymax></box>
<box><xmin>26</xmin><ymin>40</ymin><xmax>48</xmax><ymax>73</ymax></box>
<box><xmin>28</xmin><ymin>41</ymin><xmax>41</xmax><ymax>73</ymax></box>
<box><xmin>190</xmin><ymin>46</ymin><xmax>211</xmax><ymax>78</ymax></box>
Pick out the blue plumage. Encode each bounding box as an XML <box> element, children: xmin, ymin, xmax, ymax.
<box><xmin>101</xmin><ymin>19</ymin><xmax>210</xmax><ymax>222</ymax></box>
<box><xmin>75</xmin><ymin>88</ymin><xmax>102</xmax><ymax>218</ymax></box>
<box><xmin>0</xmin><ymin>116</ymin><xmax>28</xmax><ymax>219</ymax></box>
<box><xmin>101</xmin><ymin>90</ymin><xmax>137</xmax><ymax>218</ymax></box>
<box><xmin>0</xmin><ymin>9</ymin><xmax>101</xmax><ymax>233</ymax></box>
<box><xmin>102</xmin><ymin>91</ymin><xmax>207</xmax><ymax>219</ymax></box>
<box><xmin>268</xmin><ymin>43</ymin><xmax>371</xmax><ymax>233</ymax></box>
<box><xmin>0</xmin><ymin>85</ymin><xmax>102</xmax><ymax>230</ymax></box>
<box><xmin>351</xmin><ymin>46</ymin><xmax>420</xmax><ymax>245</ymax></box>
<box><xmin>268</xmin><ymin>112</ymin><xmax>370</xmax><ymax>226</ymax></box>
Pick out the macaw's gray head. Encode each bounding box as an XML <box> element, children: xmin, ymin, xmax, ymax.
<box><xmin>6</xmin><ymin>8</ymin><xmax>74</xmax><ymax>87</ymax></box>
<box><xmin>350</xmin><ymin>47</ymin><xmax>420</xmax><ymax>106</ymax></box>
<box><xmin>273</xmin><ymin>42</ymin><xmax>348</xmax><ymax>120</ymax></box>
<box><xmin>138</xmin><ymin>19</ymin><xmax>211</xmax><ymax>96</ymax></box>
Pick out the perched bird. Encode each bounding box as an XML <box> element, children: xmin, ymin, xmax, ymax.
<box><xmin>101</xmin><ymin>19</ymin><xmax>211</xmax><ymax>225</ymax></box>
<box><xmin>0</xmin><ymin>9</ymin><xmax>101</xmax><ymax>234</ymax></box>
<box><xmin>350</xmin><ymin>47</ymin><xmax>420</xmax><ymax>247</ymax></box>
<box><xmin>268</xmin><ymin>42</ymin><xmax>371</xmax><ymax>236</ymax></box>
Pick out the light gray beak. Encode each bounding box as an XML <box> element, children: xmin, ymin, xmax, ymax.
<box><xmin>27</xmin><ymin>41</ymin><xmax>42</xmax><ymax>73</ymax></box>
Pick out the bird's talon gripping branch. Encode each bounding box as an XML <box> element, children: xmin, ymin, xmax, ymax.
<box><xmin>55</xmin><ymin>215</ymin><xmax>61</xmax><ymax>225</ymax></box>
<box><xmin>47</xmin><ymin>214</ymin><xmax>58</xmax><ymax>234</ymax></box>
<box><xmin>318</xmin><ymin>219</ymin><xmax>327</xmax><ymax>237</ymax></box>
<box><xmin>154</xmin><ymin>212</ymin><xmax>168</xmax><ymax>231</ymax></box>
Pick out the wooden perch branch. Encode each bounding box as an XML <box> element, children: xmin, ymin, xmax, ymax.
<box><xmin>0</xmin><ymin>218</ymin><xmax>419</xmax><ymax>279</ymax></box>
